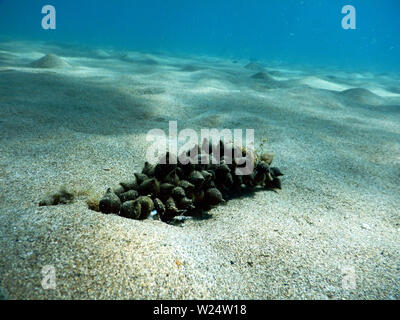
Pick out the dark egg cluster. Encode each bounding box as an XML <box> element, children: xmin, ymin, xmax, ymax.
<box><xmin>98</xmin><ymin>140</ymin><xmax>283</xmax><ymax>223</ymax></box>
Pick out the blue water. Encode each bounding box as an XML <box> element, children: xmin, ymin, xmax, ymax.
<box><xmin>0</xmin><ymin>0</ymin><xmax>399</xmax><ymax>72</ymax></box>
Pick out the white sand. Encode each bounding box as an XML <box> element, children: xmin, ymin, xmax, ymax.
<box><xmin>0</xmin><ymin>40</ymin><xmax>399</xmax><ymax>300</ymax></box>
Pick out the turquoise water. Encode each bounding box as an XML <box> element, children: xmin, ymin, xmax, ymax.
<box><xmin>0</xmin><ymin>0</ymin><xmax>399</xmax><ymax>72</ymax></box>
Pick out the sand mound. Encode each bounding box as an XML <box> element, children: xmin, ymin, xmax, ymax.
<box><xmin>244</xmin><ymin>62</ymin><xmax>264</xmax><ymax>71</ymax></box>
<box><xmin>250</xmin><ymin>71</ymin><xmax>275</xmax><ymax>81</ymax></box>
<box><xmin>249</xmin><ymin>72</ymin><xmax>294</xmax><ymax>90</ymax></box>
<box><xmin>339</xmin><ymin>88</ymin><xmax>384</xmax><ymax>106</ymax></box>
<box><xmin>30</xmin><ymin>54</ymin><xmax>70</xmax><ymax>69</ymax></box>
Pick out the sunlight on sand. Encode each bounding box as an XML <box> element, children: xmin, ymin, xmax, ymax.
<box><xmin>299</xmin><ymin>76</ymin><xmax>350</xmax><ymax>91</ymax></box>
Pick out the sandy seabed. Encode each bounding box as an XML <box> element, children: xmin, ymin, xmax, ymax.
<box><xmin>0</xmin><ymin>40</ymin><xmax>399</xmax><ymax>299</ymax></box>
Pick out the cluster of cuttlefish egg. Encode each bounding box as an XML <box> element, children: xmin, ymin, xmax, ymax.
<box><xmin>98</xmin><ymin>141</ymin><xmax>283</xmax><ymax>222</ymax></box>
